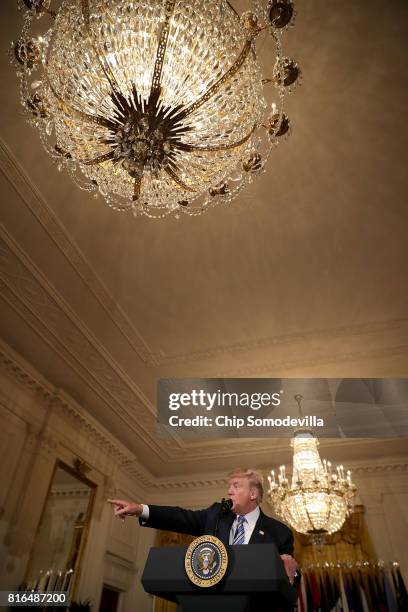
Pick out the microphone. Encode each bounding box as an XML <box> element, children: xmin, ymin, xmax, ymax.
<box><xmin>214</xmin><ymin>498</ymin><xmax>233</xmax><ymax>538</ymax></box>
<box><xmin>220</xmin><ymin>498</ymin><xmax>233</xmax><ymax>514</ymax></box>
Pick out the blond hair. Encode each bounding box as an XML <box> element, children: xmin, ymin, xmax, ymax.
<box><xmin>228</xmin><ymin>468</ymin><xmax>264</xmax><ymax>503</ymax></box>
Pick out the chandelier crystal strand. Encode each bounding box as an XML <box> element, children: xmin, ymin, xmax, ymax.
<box><xmin>268</xmin><ymin>398</ymin><xmax>357</xmax><ymax>541</ymax></box>
<box><xmin>12</xmin><ymin>0</ymin><xmax>299</xmax><ymax>218</ymax></box>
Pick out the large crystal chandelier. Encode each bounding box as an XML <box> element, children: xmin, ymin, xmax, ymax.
<box><xmin>268</xmin><ymin>396</ymin><xmax>357</xmax><ymax>542</ymax></box>
<box><xmin>12</xmin><ymin>0</ymin><xmax>299</xmax><ymax>218</ymax></box>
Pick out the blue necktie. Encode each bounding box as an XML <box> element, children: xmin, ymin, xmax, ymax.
<box><xmin>233</xmin><ymin>515</ymin><xmax>246</xmax><ymax>545</ymax></box>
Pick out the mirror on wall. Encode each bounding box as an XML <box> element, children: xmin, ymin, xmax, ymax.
<box><xmin>24</xmin><ymin>460</ymin><xmax>96</xmax><ymax>596</ymax></box>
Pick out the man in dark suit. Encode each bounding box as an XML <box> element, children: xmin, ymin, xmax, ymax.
<box><xmin>109</xmin><ymin>468</ymin><xmax>298</xmax><ymax>589</ymax></box>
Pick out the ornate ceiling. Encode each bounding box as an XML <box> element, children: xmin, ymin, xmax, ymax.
<box><xmin>1</xmin><ymin>0</ymin><xmax>407</xmax><ymax>478</ymax></box>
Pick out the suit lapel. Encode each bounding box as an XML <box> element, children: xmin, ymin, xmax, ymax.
<box><xmin>248</xmin><ymin>510</ymin><xmax>268</xmax><ymax>544</ymax></box>
<box><xmin>218</xmin><ymin>512</ymin><xmax>235</xmax><ymax>546</ymax></box>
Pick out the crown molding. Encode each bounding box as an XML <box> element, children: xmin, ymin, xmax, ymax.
<box><xmin>0</xmin><ymin>337</ymin><xmax>157</xmax><ymax>489</ymax></box>
<box><xmin>351</xmin><ymin>461</ymin><xmax>408</xmax><ymax>475</ymax></box>
<box><xmin>1</xmin><ymin>137</ymin><xmax>408</xmax><ymax>371</ymax></box>
<box><xmin>0</xmin><ymin>239</ymin><xmax>290</xmax><ymax>462</ymax></box>
<box><xmin>115</xmin><ymin>461</ymin><xmax>408</xmax><ymax>492</ymax></box>
<box><xmin>0</xmin><ymin>137</ymin><xmax>159</xmax><ymax>366</ymax></box>
<box><xmin>0</xmin><ymin>226</ymin><xmax>185</xmax><ymax>461</ymax></box>
<box><xmin>1</xmin><ymin>339</ymin><xmax>407</xmax><ymax>492</ymax></box>
<box><xmin>1</xmin><ymin>141</ymin><xmax>408</xmax><ymax>465</ymax></box>
<box><xmin>156</xmin><ymin>318</ymin><xmax>408</xmax><ymax>366</ymax></box>
<box><xmin>208</xmin><ymin>341</ymin><xmax>408</xmax><ymax>377</ymax></box>
<box><xmin>3</xmin><ymin>225</ymin><xmax>377</xmax><ymax>464</ymax></box>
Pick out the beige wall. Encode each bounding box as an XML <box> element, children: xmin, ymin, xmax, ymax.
<box><xmin>0</xmin><ymin>343</ymin><xmax>407</xmax><ymax>612</ymax></box>
<box><xmin>0</xmin><ymin>349</ymin><xmax>154</xmax><ymax>612</ymax></box>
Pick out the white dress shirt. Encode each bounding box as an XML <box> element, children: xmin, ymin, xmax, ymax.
<box><xmin>229</xmin><ymin>506</ymin><xmax>260</xmax><ymax>544</ymax></box>
<box><xmin>140</xmin><ymin>504</ymin><xmax>150</xmax><ymax>521</ymax></box>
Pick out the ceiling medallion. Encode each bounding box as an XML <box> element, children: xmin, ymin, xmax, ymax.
<box><xmin>12</xmin><ymin>0</ymin><xmax>300</xmax><ymax>218</ymax></box>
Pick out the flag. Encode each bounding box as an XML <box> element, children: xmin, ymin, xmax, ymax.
<box><xmin>330</xmin><ymin>571</ymin><xmax>343</xmax><ymax>612</ymax></box>
<box><xmin>359</xmin><ymin>570</ymin><xmax>374</xmax><ymax>611</ymax></box>
<box><xmin>360</xmin><ymin>586</ymin><xmax>370</xmax><ymax>612</ymax></box>
<box><xmin>319</xmin><ymin>572</ymin><xmax>329</xmax><ymax>612</ymax></box>
<box><xmin>384</xmin><ymin>569</ymin><xmax>398</xmax><ymax>612</ymax></box>
<box><xmin>309</xmin><ymin>571</ymin><xmax>321</xmax><ymax>611</ymax></box>
<box><xmin>395</xmin><ymin>567</ymin><xmax>408</xmax><ymax>612</ymax></box>
<box><xmin>344</xmin><ymin>573</ymin><xmax>363</xmax><ymax>612</ymax></box>
<box><xmin>339</xmin><ymin>572</ymin><xmax>350</xmax><ymax>612</ymax></box>
<box><xmin>297</xmin><ymin>575</ymin><xmax>306</xmax><ymax>612</ymax></box>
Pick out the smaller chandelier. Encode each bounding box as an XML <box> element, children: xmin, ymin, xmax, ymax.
<box><xmin>12</xmin><ymin>0</ymin><xmax>300</xmax><ymax>218</ymax></box>
<box><xmin>268</xmin><ymin>396</ymin><xmax>357</xmax><ymax>541</ymax></box>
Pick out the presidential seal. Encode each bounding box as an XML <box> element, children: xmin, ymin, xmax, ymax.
<box><xmin>184</xmin><ymin>535</ymin><xmax>228</xmax><ymax>587</ymax></box>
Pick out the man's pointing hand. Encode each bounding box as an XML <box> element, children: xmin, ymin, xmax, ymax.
<box><xmin>108</xmin><ymin>499</ymin><xmax>143</xmax><ymax>520</ymax></box>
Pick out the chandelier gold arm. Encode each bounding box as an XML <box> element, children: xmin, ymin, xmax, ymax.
<box><xmin>82</xmin><ymin>151</ymin><xmax>199</xmax><ymax>200</ymax></box>
<box><xmin>150</xmin><ymin>0</ymin><xmax>177</xmax><ymax>99</ymax></box>
<box><xmin>177</xmin><ymin>38</ymin><xmax>254</xmax><ymax>122</ymax></box>
<box><xmin>302</xmin><ymin>491</ymin><xmax>319</xmax><ymax>532</ymax></box>
<box><xmin>225</xmin><ymin>1</ymin><xmax>240</xmax><ymax>19</ymax></box>
<box><xmin>83</xmin><ymin>150</ymin><xmax>115</xmax><ymax>165</ymax></box>
<box><xmin>133</xmin><ymin>176</ymin><xmax>142</xmax><ymax>201</ymax></box>
<box><xmin>175</xmin><ymin>123</ymin><xmax>257</xmax><ymax>153</ymax></box>
<box><xmin>164</xmin><ymin>165</ymin><xmax>196</xmax><ymax>193</ymax></box>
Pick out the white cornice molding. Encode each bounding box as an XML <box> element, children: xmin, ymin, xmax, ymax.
<box><xmin>0</xmin><ymin>137</ymin><xmax>159</xmax><ymax>366</ymax></box>
<box><xmin>0</xmin><ymin>226</ymin><xmax>184</xmax><ymax>461</ymax></box>
<box><xmin>0</xmin><ymin>339</ymin><xmax>55</xmax><ymax>405</ymax></box>
<box><xmin>0</xmin><ymin>227</ymin><xmax>296</xmax><ymax>462</ymax></box>
<box><xmin>0</xmin><ymin>337</ymin><xmax>156</xmax><ymax>489</ymax></box>
<box><xmin>1</xmin><ymin>339</ymin><xmax>407</xmax><ymax>492</ymax></box>
<box><xmin>0</xmin><ymin>341</ymin><xmax>408</xmax><ymax>491</ymax></box>
<box><xmin>209</xmin><ymin>342</ymin><xmax>408</xmax><ymax>377</ymax></box>
<box><xmin>124</xmin><ymin>461</ymin><xmax>408</xmax><ymax>492</ymax></box>
<box><xmin>1</xmin><ymin>331</ymin><xmax>408</xmax><ymax>471</ymax></box>
<box><xmin>5</xmin><ymin>225</ymin><xmax>392</xmax><ymax>464</ymax></box>
<box><xmin>157</xmin><ymin>318</ymin><xmax>408</xmax><ymax>365</ymax></box>
<box><xmin>349</xmin><ymin>460</ymin><xmax>408</xmax><ymax>475</ymax></box>
<box><xmin>1</xmin><ymin>137</ymin><xmax>408</xmax><ymax>371</ymax></box>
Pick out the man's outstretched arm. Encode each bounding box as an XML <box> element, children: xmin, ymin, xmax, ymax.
<box><xmin>108</xmin><ymin>499</ymin><xmax>209</xmax><ymax>536</ymax></box>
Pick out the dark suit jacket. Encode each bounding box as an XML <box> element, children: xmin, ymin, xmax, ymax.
<box><xmin>140</xmin><ymin>502</ymin><xmax>294</xmax><ymax>555</ymax></box>
<box><xmin>140</xmin><ymin>503</ymin><xmax>296</xmax><ymax>610</ymax></box>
